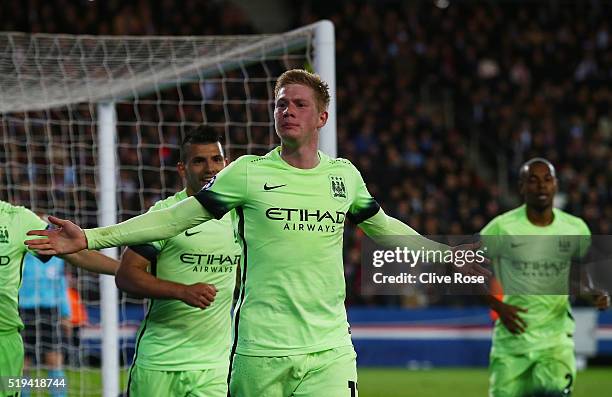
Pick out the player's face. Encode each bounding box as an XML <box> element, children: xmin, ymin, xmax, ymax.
<box><xmin>520</xmin><ymin>162</ymin><xmax>557</xmax><ymax>210</ymax></box>
<box><xmin>274</xmin><ymin>84</ymin><xmax>328</xmax><ymax>145</ymax></box>
<box><xmin>178</xmin><ymin>142</ymin><xmax>226</xmax><ymax>195</ymax></box>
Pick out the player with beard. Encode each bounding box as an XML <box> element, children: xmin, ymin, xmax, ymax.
<box><xmin>115</xmin><ymin>127</ymin><xmax>241</xmax><ymax>397</ymax></box>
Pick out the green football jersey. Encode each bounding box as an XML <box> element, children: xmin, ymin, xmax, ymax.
<box><xmin>0</xmin><ymin>201</ymin><xmax>47</xmax><ymax>333</ymax></box>
<box><xmin>132</xmin><ymin>190</ymin><xmax>241</xmax><ymax>370</ymax></box>
<box><xmin>480</xmin><ymin>205</ymin><xmax>591</xmax><ymax>354</ymax></box>
<box><xmin>195</xmin><ymin>147</ymin><xmax>380</xmax><ymax>356</ymax></box>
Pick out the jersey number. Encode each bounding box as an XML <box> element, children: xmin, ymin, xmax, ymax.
<box><xmin>563</xmin><ymin>373</ymin><xmax>573</xmax><ymax>395</ymax></box>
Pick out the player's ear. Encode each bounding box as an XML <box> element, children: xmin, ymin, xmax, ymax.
<box><xmin>317</xmin><ymin>110</ymin><xmax>328</xmax><ymax>129</ymax></box>
<box><xmin>518</xmin><ymin>179</ymin><xmax>525</xmax><ymax>196</ymax></box>
<box><xmin>177</xmin><ymin>162</ymin><xmax>186</xmax><ymax>178</ymax></box>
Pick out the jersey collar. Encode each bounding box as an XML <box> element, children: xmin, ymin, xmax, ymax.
<box><xmin>176</xmin><ymin>189</ymin><xmax>189</xmax><ymax>201</ymax></box>
<box><xmin>271</xmin><ymin>146</ymin><xmax>329</xmax><ymax>173</ymax></box>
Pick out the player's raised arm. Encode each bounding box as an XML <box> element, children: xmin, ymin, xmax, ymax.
<box><xmin>357</xmin><ymin>207</ymin><xmax>448</xmax><ymax>251</ymax></box>
<box><xmin>357</xmin><ymin>208</ymin><xmax>491</xmax><ymax>278</ymax></box>
<box><xmin>25</xmin><ymin>197</ymin><xmax>213</xmax><ymax>255</ymax></box>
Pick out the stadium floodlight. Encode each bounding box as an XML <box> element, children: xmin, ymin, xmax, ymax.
<box><xmin>0</xmin><ymin>20</ymin><xmax>335</xmax><ymax>397</ymax></box>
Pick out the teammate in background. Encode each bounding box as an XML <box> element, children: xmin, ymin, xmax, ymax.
<box><xmin>19</xmin><ymin>252</ymin><xmax>71</xmax><ymax>397</ymax></box>
<box><xmin>0</xmin><ymin>201</ymin><xmax>118</xmax><ymax>397</ymax></box>
<box><xmin>115</xmin><ymin>127</ymin><xmax>240</xmax><ymax>397</ymax></box>
<box><xmin>66</xmin><ymin>273</ymin><xmax>88</xmax><ymax>367</ymax></box>
<box><xmin>481</xmin><ymin>158</ymin><xmax>610</xmax><ymax>397</ymax></box>
<box><xmin>26</xmin><ymin>69</ymin><xmax>488</xmax><ymax>397</ymax></box>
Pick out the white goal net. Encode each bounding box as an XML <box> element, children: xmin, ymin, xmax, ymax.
<box><xmin>0</xmin><ymin>21</ymin><xmax>335</xmax><ymax>397</ymax></box>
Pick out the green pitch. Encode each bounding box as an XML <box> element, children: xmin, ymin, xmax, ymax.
<box><xmin>357</xmin><ymin>368</ymin><xmax>612</xmax><ymax>397</ymax></box>
<box><xmin>26</xmin><ymin>367</ymin><xmax>612</xmax><ymax>396</ymax></box>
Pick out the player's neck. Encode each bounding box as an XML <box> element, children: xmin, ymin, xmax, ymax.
<box><xmin>280</xmin><ymin>141</ymin><xmax>320</xmax><ymax>169</ymax></box>
<box><xmin>526</xmin><ymin>205</ymin><xmax>554</xmax><ymax>226</ymax></box>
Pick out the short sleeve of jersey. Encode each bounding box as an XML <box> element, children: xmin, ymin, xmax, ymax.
<box><xmin>346</xmin><ymin>163</ymin><xmax>380</xmax><ymax>224</ymax></box>
<box><xmin>194</xmin><ymin>156</ymin><xmax>248</xmax><ymax>219</ymax></box>
<box><xmin>575</xmin><ymin>218</ymin><xmax>591</xmax><ymax>259</ymax></box>
<box><xmin>479</xmin><ymin>217</ymin><xmax>500</xmax><ymax>258</ymax></box>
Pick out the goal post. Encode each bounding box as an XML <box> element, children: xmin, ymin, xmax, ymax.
<box><xmin>314</xmin><ymin>20</ymin><xmax>337</xmax><ymax>158</ymax></box>
<box><xmin>97</xmin><ymin>102</ymin><xmax>119</xmax><ymax>397</ymax></box>
<box><xmin>0</xmin><ymin>20</ymin><xmax>335</xmax><ymax>397</ymax></box>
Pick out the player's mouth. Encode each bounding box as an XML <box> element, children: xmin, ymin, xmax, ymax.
<box><xmin>537</xmin><ymin>194</ymin><xmax>549</xmax><ymax>201</ymax></box>
<box><xmin>281</xmin><ymin>123</ymin><xmax>300</xmax><ymax>129</ymax></box>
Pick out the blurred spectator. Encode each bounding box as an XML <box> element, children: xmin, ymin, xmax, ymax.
<box><xmin>2</xmin><ymin>0</ymin><xmax>611</xmax><ymax>307</ymax></box>
<box><xmin>296</xmin><ymin>1</ymin><xmax>612</xmax><ymax>304</ymax></box>
<box><xmin>19</xmin><ymin>252</ymin><xmax>71</xmax><ymax>397</ymax></box>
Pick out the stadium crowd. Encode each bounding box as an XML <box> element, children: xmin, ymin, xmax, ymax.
<box><xmin>297</xmin><ymin>1</ymin><xmax>612</xmax><ymax>303</ymax></box>
<box><xmin>2</xmin><ymin>1</ymin><xmax>611</xmax><ymax>306</ymax></box>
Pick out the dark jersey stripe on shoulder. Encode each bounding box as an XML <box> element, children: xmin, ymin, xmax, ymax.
<box><xmin>194</xmin><ymin>189</ymin><xmax>230</xmax><ymax>220</ymax></box>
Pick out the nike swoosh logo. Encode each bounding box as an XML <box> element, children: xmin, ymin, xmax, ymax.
<box><xmin>185</xmin><ymin>230</ymin><xmax>202</xmax><ymax>237</ymax></box>
<box><xmin>263</xmin><ymin>183</ymin><xmax>287</xmax><ymax>191</ymax></box>
<box><xmin>510</xmin><ymin>243</ymin><xmax>526</xmax><ymax>248</ymax></box>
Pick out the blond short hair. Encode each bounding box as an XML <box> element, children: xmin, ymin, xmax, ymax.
<box><xmin>274</xmin><ymin>69</ymin><xmax>330</xmax><ymax>112</ymax></box>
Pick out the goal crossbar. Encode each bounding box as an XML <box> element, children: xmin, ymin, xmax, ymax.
<box><xmin>1</xmin><ymin>24</ymin><xmax>318</xmax><ymax>114</ymax></box>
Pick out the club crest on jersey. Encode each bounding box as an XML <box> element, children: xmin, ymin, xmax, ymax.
<box><xmin>329</xmin><ymin>175</ymin><xmax>347</xmax><ymax>201</ymax></box>
<box><xmin>203</xmin><ymin>175</ymin><xmax>216</xmax><ymax>191</ymax></box>
<box><xmin>0</xmin><ymin>226</ymin><xmax>8</xmax><ymax>244</ymax></box>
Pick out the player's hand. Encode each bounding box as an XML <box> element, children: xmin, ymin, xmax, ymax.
<box><xmin>493</xmin><ymin>300</ymin><xmax>528</xmax><ymax>334</ymax></box>
<box><xmin>25</xmin><ymin>216</ymin><xmax>87</xmax><ymax>255</ymax></box>
<box><xmin>451</xmin><ymin>241</ymin><xmax>492</xmax><ymax>279</ymax></box>
<box><xmin>591</xmin><ymin>290</ymin><xmax>610</xmax><ymax>311</ymax></box>
<box><xmin>579</xmin><ymin>286</ymin><xmax>610</xmax><ymax>311</ymax></box>
<box><xmin>178</xmin><ymin>283</ymin><xmax>218</xmax><ymax>309</ymax></box>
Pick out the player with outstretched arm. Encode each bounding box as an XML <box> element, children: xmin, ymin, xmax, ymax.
<box><xmin>26</xmin><ymin>69</ymin><xmax>488</xmax><ymax>397</ymax></box>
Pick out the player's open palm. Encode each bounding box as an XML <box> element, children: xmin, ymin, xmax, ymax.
<box><xmin>451</xmin><ymin>241</ymin><xmax>492</xmax><ymax>279</ymax></box>
<box><xmin>25</xmin><ymin>216</ymin><xmax>87</xmax><ymax>255</ymax></box>
<box><xmin>179</xmin><ymin>283</ymin><xmax>218</xmax><ymax>309</ymax></box>
<box><xmin>495</xmin><ymin>301</ymin><xmax>528</xmax><ymax>334</ymax></box>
